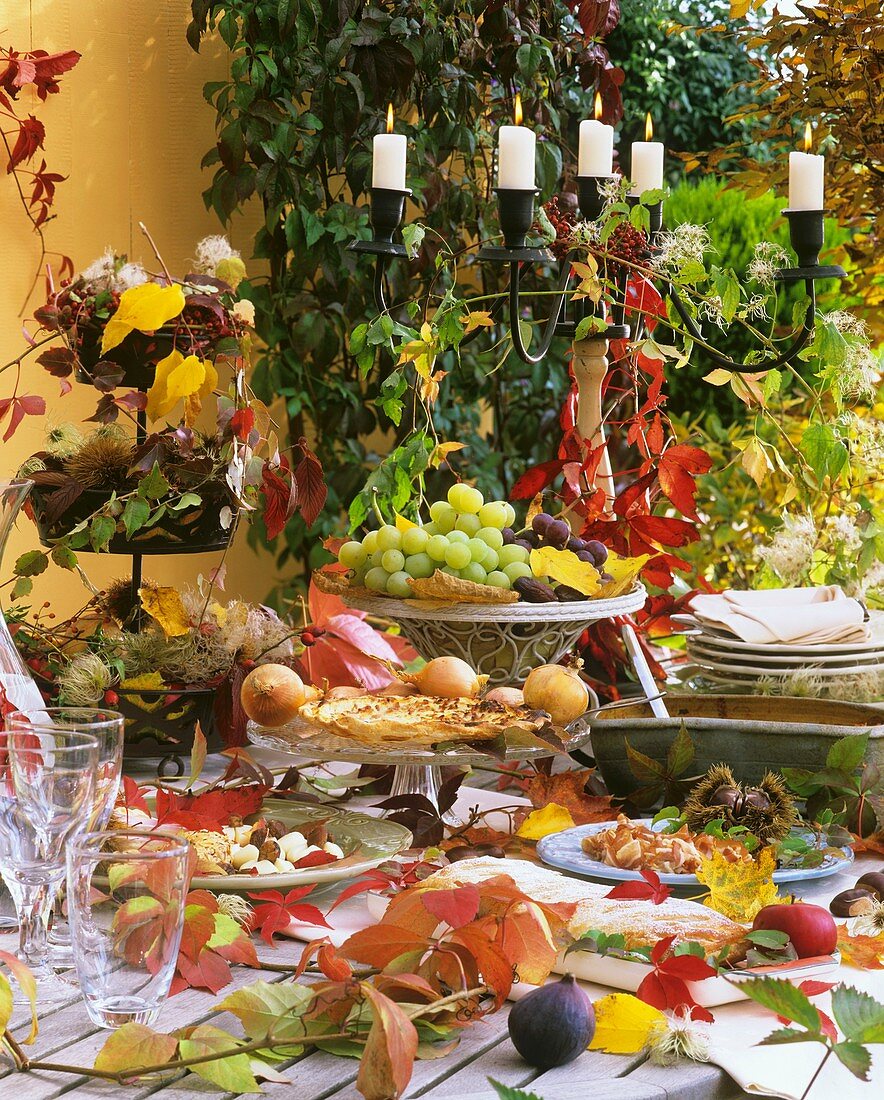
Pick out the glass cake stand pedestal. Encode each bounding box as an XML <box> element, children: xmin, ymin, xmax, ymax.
<box><xmin>247</xmin><ymin>716</ymin><xmax>593</xmax><ymax>823</ymax></box>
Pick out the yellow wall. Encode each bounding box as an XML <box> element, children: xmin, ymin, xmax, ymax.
<box><xmin>0</xmin><ymin>0</ymin><xmax>283</xmax><ymax>615</ymax></box>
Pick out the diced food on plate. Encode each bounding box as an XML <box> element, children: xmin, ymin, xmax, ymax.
<box><xmin>580</xmin><ymin>814</ymin><xmax>752</xmax><ymax>875</ymax></box>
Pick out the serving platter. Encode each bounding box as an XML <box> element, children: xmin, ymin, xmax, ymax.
<box><xmin>687</xmin><ymin>651</ymin><xmax>884</xmax><ymax>679</ymax></box>
<box><xmin>687</xmin><ymin>638</ymin><xmax>884</xmax><ymax>667</ymax></box>
<box><xmin>537</xmin><ymin>819</ymin><xmax>853</xmax><ymax>888</ymax></box>
<box><xmin>678</xmin><ymin>609</ymin><xmax>884</xmax><ymax>655</ymax></box>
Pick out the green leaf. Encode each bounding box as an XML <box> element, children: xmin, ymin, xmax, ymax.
<box><xmin>0</xmin><ymin>973</ymin><xmax>12</xmax><ymax>1034</ymax></box>
<box><xmin>624</xmin><ymin>738</ymin><xmax>666</xmax><ymax>782</ymax></box>
<box><xmin>122</xmin><ymin>497</ymin><xmax>151</xmax><ymax>539</ymax></box>
<box><xmin>221</xmin><ymin>980</ymin><xmax>314</xmax><ymax>1045</ymax></box>
<box><xmin>50</xmin><ymin>543</ymin><xmax>77</xmax><ymax>570</ymax></box>
<box><xmin>89</xmin><ymin>514</ymin><xmax>116</xmax><ymax>552</ymax></box>
<box><xmin>178</xmin><ymin>1025</ymin><xmax>260</xmax><ymax>1093</ymax></box>
<box><xmin>574</xmin><ymin>315</ymin><xmax>607</xmax><ymax>340</ymax></box>
<box><xmin>488</xmin><ymin>1078</ymin><xmax>544</xmax><ymax>1100</ymax></box>
<box><xmin>738</xmin><ymin>977</ymin><xmax>822</xmax><ymax>1032</ymax></box>
<box><xmin>138</xmin><ymin>462</ymin><xmax>171</xmax><ymax>501</ymax></box>
<box><xmin>666</xmin><ymin>721</ymin><xmax>695</xmax><ymax>776</ymax></box>
<box><xmin>826</xmin><ymin>733</ymin><xmax>869</xmax><ymax>773</ymax></box>
<box><xmin>746</xmin><ymin>928</ymin><xmax>791</xmax><ymax>949</ymax></box>
<box><xmin>14</xmin><ymin>550</ymin><xmax>48</xmax><ymax>577</ymax></box>
<box><xmin>94</xmin><ymin>1022</ymin><xmax>177</xmax><ymax>1074</ymax></box>
<box><xmin>759</xmin><ymin>1026</ymin><xmax>822</xmax><ymax>1046</ymax></box>
<box><xmin>762</xmin><ymin>368</ymin><xmax>783</xmax><ymax>400</ymax></box>
<box><xmin>10</xmin><ymin>576</ymin><xmax>31</xmax><ymax>599</ymax></box>
<box><xmin>800</xmin><ymin>423</ymin><xmax>848</xmax><ymax>482</ymax></box>
<box><xmin>402</xmin><ymin>223</ymin><xmax>426</xmax><ymax>260</ymax></box>
<box><xmin>833</xmin><ymin>1040</ymin><xmax>872</xmax><ymax>1081</ymax></box>
<box><xmin>169</xmin><ymin>492</ymin><xmax>203</xmax><ymax>511</ymax></box>
<box><xmin>831</xmin><ymin>985</ymin><xmax>884</xmax><ymax>1044</ymax></box>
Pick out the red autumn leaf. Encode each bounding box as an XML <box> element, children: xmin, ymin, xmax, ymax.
<box><xmin>605</xmin><ymin>868</ymin><xmax>670</xmax><ymax>905</ymax></box>
<box><xmin>36</xmin><ymin>345</ymin><xmax>74</xmax><ymax>377</ymax></box>
<box><xmin>0</xmin><ymin>393</ymin><xmax>46</xmax><ymax>441</ymax></box>
<box><xmin>450</xmin><ymin>926</ymin><xmax>515</xmax><ymax>1007</ymax></box>
<box><xmin>261</xmin><ymin>464</ymin><xmax>297</xmax><ymax>540</ymax></box>
<box><xmin>116</xmin><ymin>775</ymin><xmax>151</xmax><ymax>818</ymax></box>
<box><xmin>6</xmin><ymin>115</ymin><xmax>45</xmax><ymax>170</ymax></box>
<box><xmin>178</xmin><ymin>906</ymin><xmax>216</xmax><ymax>963</ymax></box>
<box><xmin>154</xmin><ymin>784</ymin><xmax>267</xmax><ymax>832</ymax></box>
<box><xmin>629</xmin><ymin>514</ymin><xmax>700</xmax><ymax>548</ymax></box>
<box><xmin>229</xmin><ymin>408</ymin><xmax>254</xmax><ymax>442</ymax></box>
<box><xmin>510</xmin><ymin>459</ymin><xmax>566</xmax><ymax>500</ymax></box>
<box><xmin>657</xmin><ymin>444</ymin><xmax>713</xmax><ymax>521</ymax></box>
<box><xmin>293</xmin><ymin>439</ymin><xmax>327</xmax><ymax>528</ymax></box>
<box><xmin>26</xmin><ymin>50</ymin><xmax>81</xmax><ymax>99</ymax></box>
<box><xmin>340</xmin><ymin>923</ymin><xmax>432</xmax><ymax>970</ymax></box>
<box><xmin>293</xmin><ymin>849</ymin><xmax>337</xmax><ymax>869</ymax></box>
<box><xmin>248</xmin><ymin>886</ymin><xmax>330</xmax><ymax>946</ymax></box>
<box><xmin>625</xmin><ymin>276</ymin><xmax>666</xmax><ymax>331</ymax></box>
<box><xmin>420</xmin><ymin>884</ymin><xmax>480</xmax><ymax>930</ymax></box>
<box><xmin>175</xmin><ymin>948</ymin><xmax>232</xmax><ymax>995</ymax></box>
<box><xmin>637</xmin><ymin>935</ymin><xmax>716</xmax><ymax>1022</ymax></box>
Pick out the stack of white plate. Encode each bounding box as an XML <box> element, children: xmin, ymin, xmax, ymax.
<box><xmin>683</xmin><ymin>609</ymin><xmax>884</xmax><ymax>690</ymax></box>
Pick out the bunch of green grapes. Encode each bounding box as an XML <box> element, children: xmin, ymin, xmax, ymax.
<box><xmin>336</xmin><ymin>485</ymin><xmax>536</xmax><ymax>598</ymax></box>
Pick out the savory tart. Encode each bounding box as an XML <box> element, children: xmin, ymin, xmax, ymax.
<box><xmin>580</xmin><ymin>814</ymin><xmax>751</xmax><ymax>875</ymax></box>
<box><xmin>298</xmin><ymin>693</ymin><xmax>538</xmax><ymax>747</ymax></box>
<box><xmin>430</xmin><ymin>856</ymin><xmax>746</xmax><ymax>957</ymax></box>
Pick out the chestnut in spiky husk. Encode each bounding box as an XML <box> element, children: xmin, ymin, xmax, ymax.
<box><xmin>684</xmin><ymin>764</ymin><xmax>797</xmax><ymax>845</ymax></box>
<box><xmin>63</xmin><ymin>432</ymin><xmax>134</xmax><ymax>490</ymax></box>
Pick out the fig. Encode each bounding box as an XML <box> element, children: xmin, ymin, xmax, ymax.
<box><xmin>829</xmin><ymin>889</ymin><xmax>876</xmax><ymax>918</ymax></box>
<box><xmin>445</xmin><ymin>845</ymin><xmax>480</xmax><ymax>862</ymax></box>
<box><xmin>752</xmin><ymin>903</ymin><xmax>837</xmax><ymax>959</ymax></box>
<box><xmin>855</xmin><ymin>871</ymin><xmax>884</xmax><ymax>900</ymax></box>
<box><xmin>513</xmin><ymin>576</ymin><xmax>557</xmax><ymax>603</ymax></box>
<box><xmin>554</xmin><ymin>584</ymin><xmax>586</xmax><ymax>602</ymax></box>
<box><xmin>507</xmin><ymin>974</ymin><xmax>595</xmax><ymax>1068</ymax></box>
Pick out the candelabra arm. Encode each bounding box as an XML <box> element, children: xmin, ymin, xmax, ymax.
<box><xmin>666</xmin><ymin>279</ymin><xmax>817</xmax><ymax>375</ymax></box>
<box><xmin>372</xmin><ymin>256</ymin><xmax>390</xmax><ymax>314</ymax></box>
<box><xmin>508</xmin><ymin>261</ymin><xmax>573</xmax><ymax>365</ymax></box>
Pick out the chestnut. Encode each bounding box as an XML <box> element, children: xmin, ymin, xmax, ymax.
<box><xmin>445</xmin><ymin>845</ymin><xmax>480</xmax><ymax>863</ymax></box>
<box><xmin>474</xmin><ymin>844</ymin><xmax>506</xmax><ymax>859</ymax></box>
<box><xmin>855</xmin><ymin>871</ymin><xmax>884</xmax><ymax>900</ymax></box>
<box><xmin>829</xmin><ymin>888</ymin><xmax>877</xmax><ymax>918</ymax></box>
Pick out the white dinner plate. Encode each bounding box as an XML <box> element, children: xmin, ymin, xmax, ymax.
<box><xmin>684</xmin><ymin>610</ymin><xmax>884</xmax><ymax>655</ymax></box>
<box><xmin>688</xmin><ymin>653</ymin><xmax>884</xmax><ymax>679</ymax></box>
<box><xmin>687</xmin><ymin>639</ymin><xmax>884</xmax><ymax>668</ymax></box>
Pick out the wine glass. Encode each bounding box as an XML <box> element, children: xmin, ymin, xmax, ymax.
<box><xmin>67</xmin><ymin>830</ymin><xmax>190</xmax><ymax>1028</ymax></box>
<box><xmin>5</xmin><ymin>708</ymin><xmax>125</xmax><ymax>969</ymax></box>
<box><xmin>0</xmin><ymin>727</ymin><xmax>98</xmax><ymax>1005</ymax></box>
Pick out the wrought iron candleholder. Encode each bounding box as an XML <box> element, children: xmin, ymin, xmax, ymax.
<box><xmin>348</xmin><ymin>173</ymin><xmax>846</xmax><ymax>505</ymax></box>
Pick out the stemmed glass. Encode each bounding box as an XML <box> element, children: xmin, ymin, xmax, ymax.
<box><xmin>0</xmin><ymin>727</ymin><xmax>98</xmax><ymax>1005</ymax></box>
<box><xmin>4</xmin><ymin>709</ymin><xmax>125</xmax><ymax>969</ymax></box>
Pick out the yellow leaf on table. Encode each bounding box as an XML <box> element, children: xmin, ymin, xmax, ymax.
<box><xmin>695</xmin><ymin>847</ymin><xmax>779</xmax><ymax>922</ymax></box>
<box><xmin>101</xmin><ymin>283</ymin><xmax>186</xmax><ymax>354</ymax></box>
<box><xmin>119</xmin><ymin>671</ymin><xmax>165</xmax><ymax>712</ymax></box>
<box><xmin>530</xmin><ymin>546</ymin><xmax>600</xmax><ymax>596</ymax></box>
<box><xmin>516</xmin><ymin>802</ymin><xmax>575</xmax><ymax>840</ymax></box>
<box><xmin>140</xmin><ymin>586</ymin><xmax>191</xmax><ymax>637</ymax></box>
<box><xmin>589</xmin><ymin>993</ymin><xmax>665</xmax><ymax>1054</ymax></box>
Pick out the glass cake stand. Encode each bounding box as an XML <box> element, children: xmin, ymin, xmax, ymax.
<box><xmin>248</xmin><ymin>714</ymin><xmax>592</xmax><ymax>820</ymax></box>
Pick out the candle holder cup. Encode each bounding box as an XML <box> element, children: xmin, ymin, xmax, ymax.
<box><xmin>349</xmin><ymin>187</ymin><xmax>411</xmax><ymax>257</ymax></box>
<box><xmin>496</xmin><ymin>187</ymin><xmax>539</xmax><ymax>250</ymax></box>
<box><xmin>577</xmin><ymin>175</ymin><xmax>612</xmax><ymax>222</ymax></box>
<box><xmin>627</xmin><ymin>194</ymin><xmax>663</xmax><ymax>238</ymax></box>
<box><xmin>775</xmin><ymin>209</ymin><xmax>847</xmax><ymax>283</ymax></box>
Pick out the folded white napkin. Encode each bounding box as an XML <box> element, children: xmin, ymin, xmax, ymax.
<box><xmin>690</xmin><ymin>586</ymin><xmax>869</xmax><ymax>646</ymax></box>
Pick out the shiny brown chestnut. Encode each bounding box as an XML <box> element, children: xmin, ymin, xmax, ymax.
<box><xmin>474</xmin><ymin>843</ymin><xmax>506</xmax><ymax>859</ymax></box>
<box><xmin>445</xmin><ymin>845</ymin><xmax>481</xmax><ymax>863</ymax></box>
<box><xmin>855</xmin><ymin>871</ymin><xmax>884</xmax><ymax>900</ymax></box>
<box><xmin>743</xmin><ymin>788</ymin><xmax>773</xmax><ymax>813</ymax></box>
<box><xmin>829</xmin><ymin>888</ymin><xmax>877</xmax><ymax>918</ymax></box>
<box><xmin>709</xmin><ymin>785</ymin><xmax>742</xmax><ymax>811</ymax></box>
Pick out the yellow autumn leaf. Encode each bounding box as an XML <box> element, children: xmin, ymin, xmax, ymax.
<box><xmin>529</xmin><ymin>546</ymin><xmax>600</xmax><ymax>596</ymax></box>
<box><xmin>516</xmin><ymin>802</ymin><xmax>575</xmax><ymax>840</ymax></box>
<box><xmin>139</xmin><ymin>586</ymin><xmax>191</xmax><ymax>638</ymax></box>
<box><xmin>146</xmin><ymin>351</ymin><xmax>218</xmax><ymax>423</ymax></box>
<box><xmin>589</xmin><ymin>993</ymin><xmax>666</xmax><ymax>1054</ymax></box>
<box><xmin>740</xmin><ymin>437</ymin><xmax>772</xmax><ymax>487</ymax></box>
<box><xmin>101</xmin><ymin>283</ymin><xmax>186</xmax><ymax>353</ymax></box>
<box><xmin>571</xmin><ymin>258</ymin><xmax>602</xmax><ymax>304</ymax></box>
<box><xmin>119</xmin><ymin>671</ymin><xmax>165</xmax><ymax>712</ymax></box>
<box><xmin>430</xmin><ymin>441</ymin><xmax>467</xmax><ymax>468</ymax></box>
<box><xmin>397</xmin><ymin>331</ymin><xmax>437</xmax><ymax>380</ymax></box>
<box><xmin>394</xmin><ymin>512</ymin><xmax>418</xmax><ymax>532</ymax></box>
<box><xmin>696</xmin><ymin>847</ymin><xmax>779</xmax><ymax>922</ymax></box>
<box><xmin>461</xmin><ymin>310</ymin><xmax>495</xmax><ymax>335</ymax></box>
<box><xmin>596</xmin><ymin>552</ymin><xmax>650</xmax><ymax>598</ymax></box>
<box><xmin>420</xmin><ymin>368</ymin><xmax>447</xmax><ymax>405</ymax></box>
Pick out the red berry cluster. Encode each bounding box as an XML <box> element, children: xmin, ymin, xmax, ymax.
<box><xmin>300</xmin><ymin>626</ymin><xmax>326</xmax><ymax>647</ymax></box>
<box><xmin>604</xmin><ymin>222</ymin><xmax>651</xmax><ymax>276</ymax></box>
<box><xmin>540</xmin><ymin>197</ymin><xmax>576</xmax><ymax>260</ymax></box>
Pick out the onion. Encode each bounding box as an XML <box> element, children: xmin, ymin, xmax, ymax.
<box><xmin>240</xmin><ymin>664</ymin><xmax>306</xmax><ymax>727</ymax></box>
<box><xmin>376</xmin><ymin>681</ymin><xmax>420</xmax><ymax>697</ymax></box>
<box><xmin>325</xmin><ymin>686</ymin><xmax>366</xmax><ymax>701</ymax></box>
<box><xmin>302</xmin><ymin>684</ymin><xmax>322</xmax><ymax>704</ymax></box>
<box><xmin>410</xmin><ymin>656</ymin><xmax>483</xmax><ymax>699</ymax></box>
<box><xmin>484</xmin><ymin>686</ymin><xmax>525</xmax><ymax>708</ymax></box>
<box><xmin>523</xmin><ymin>664</ymin><xmax>589</xmax><ymax>725</ymax></box>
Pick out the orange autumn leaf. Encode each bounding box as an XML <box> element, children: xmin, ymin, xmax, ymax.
<box><xmin>522</xmin><ymin>770</ymin><xmax>616</xmax><ymax>825</ymax></box>
<box><xmin>836</xmin><ymin>926</ymin><xmax>884</xmax><ymax>970</ymax></box>
<box><xmin>851</xmin><ymin>832</ymin><xmax>884</xmax><ymax>858</ymax></box>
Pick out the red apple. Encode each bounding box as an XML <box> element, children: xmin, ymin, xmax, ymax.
<box><xmin>752</xmin><ymin>903</ymin><xmax>837</xmax><ymax>959</ymax></box>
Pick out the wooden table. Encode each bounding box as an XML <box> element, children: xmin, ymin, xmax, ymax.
<box><xmin>0</xmin><ymin>763</ymin><xmax>866</xmax><ymax>1100</ymax></box>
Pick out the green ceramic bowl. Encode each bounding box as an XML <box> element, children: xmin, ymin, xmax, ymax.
<box><xmin>590</xmin><ymin>694</ymin><xmax>884</xmax><ymax>795</ymax></box>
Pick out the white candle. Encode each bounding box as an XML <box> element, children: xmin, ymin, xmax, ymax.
<box><xmin>578</xmin><ymin>95</ymin><xmax>614</xmax><ymax>176</ymax></box>
<box><xmin>372</xmin><ymin>103</ymin><xmax>407</xmax><ymax>190</ymax></box>
<box><xmin>789</xmin><ymin>124</ymin><xmax>824</xmax><ymax>209</ymax></box>
<box><xmin>497</xmin><ymin>94</ymin><xmax>535</xmax><ymax>189</ymax></box>
<box><xmin>629</xmin><ymin>113</ymin><xmax>664</xmax><ymax>196</ymax></box>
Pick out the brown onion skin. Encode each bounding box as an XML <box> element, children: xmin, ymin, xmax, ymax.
<box><xmin>240</xmin><ymin>664</ymin><xmax>306</xmax><ymax>727</ymax></box>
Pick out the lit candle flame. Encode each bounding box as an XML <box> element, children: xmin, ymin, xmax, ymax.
<box><xmin>804</xmin><ymin>121</ymin><xmax>812</xmax><ymax>152</ymax></box>
<box><xmin>645</xmin><ymin>112</ymin><xmax>654</xmax><ymax>142</ymax></box>
<box><xmin>514</xmin><ymin>93</ymin><xmax>523</xmax><ymax>126</ymax></box>
<box><xmin>594</xmin><ymin>92</ymin><xmax>602</xmax><ymax>121</ymax></box>
<box><xmin>386</xmin><ymin>102</ymin><xmax>394</xmax><ymax>134</ymax></box>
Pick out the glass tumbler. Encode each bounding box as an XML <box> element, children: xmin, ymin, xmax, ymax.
<box><xmin>67</xmin><ymin>830</ymin><xmax>191</xmax><ymax>1028</ymax></box>
<box><xmin>5</xmin><ymin>708</ymin><xmax>125</xmax><ymax>967</ymax></box>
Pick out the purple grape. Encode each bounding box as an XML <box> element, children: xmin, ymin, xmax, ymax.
<box><xmin>502</xmin><ymin>527</ymin><xmax>515</xmax><ymax>545</ymax></box>
<box><xmin>585</xmin><ymin>539</ymin><xmax>608</xmax><ymax>566</ymax></box>
<box><xmin>600</xmin><ymin>571</ymin><xmax>613</xmax><ymax>582</ymax></box>
<box><xmin>546</xmin><ymin>519</ymin><xmax>571</xmax><ymax>549</ymax></box>
<box><xmin>566</xmin><ymin>535</ymin><xmax>585</xmax><ymax>553</ymax></box>
<box><xmin>516</xmin><ymin>529</ymin><xmax>541</xmax><ymax>548</ymax></box>
<box><xmin>531</xmin><ymin>513</ymin><xmax>554</xmax><ymax>537</ymax></box>
<box><xmin>576</xmin><ymin>550</ymin><xmax>595</xmax><ymax>564</ymax></box>
<box><xmin>514</xmin><ymin>538</ymin><xmax>534</xmax><ymax>553</ymax></box>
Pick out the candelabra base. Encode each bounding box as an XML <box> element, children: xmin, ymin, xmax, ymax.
<box><xmin>348</xmin><ymin>239</ymin><xmax>407</xmax><ymax>257</ymax></box>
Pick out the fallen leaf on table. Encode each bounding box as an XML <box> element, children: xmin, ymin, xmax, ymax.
<box><xmin>589</xmin><ymin>992</ymin><xmax>666</xmax><ymax>1054</ymax></box>
<box><xmin>516</xmin><ymin>803</ymin><xmax>575</xmax><ymax>840</ymax></box>
<box><xmin>695</xmin><ymin>847</ymin><xmax>778</xmax><ymax>922</ymax></box>
<box><xmin>836</xmin><ymin>926</ymin><xmax>884</xmax><ymax>970</ymax></box>
<box><xmin>408</xmin><ymin>570</ymin><xmax>519</xmax><ymax>604</ymax></box>
<box><xmin>522</xmin><ymin>770</ymin><xmax>616</xmax><ymax>825</ymax></box>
